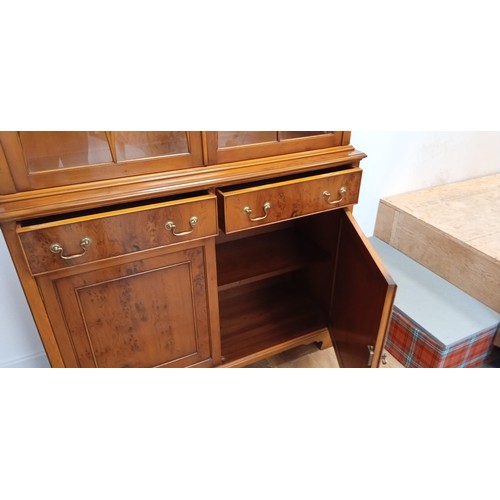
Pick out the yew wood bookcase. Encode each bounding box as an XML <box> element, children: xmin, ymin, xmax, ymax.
<box><xmin>0</xmin><ymin>131</ymin><xmax>396</xmax><ymax>368</ymax></box>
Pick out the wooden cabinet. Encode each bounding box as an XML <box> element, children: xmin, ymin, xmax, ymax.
<box><xmin>0</xmin><ymin>131</ymin><xmax>396</xmax><ymax>368</ymax></box>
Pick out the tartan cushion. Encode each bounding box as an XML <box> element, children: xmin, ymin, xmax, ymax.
<box><xmin>385</xmin><ymin>307</ymin><xmax>497</xmax><ymax>368</ymax></box>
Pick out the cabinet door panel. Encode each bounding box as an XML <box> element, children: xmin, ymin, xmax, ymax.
<box><xmin>329</xmin><ymin>211</ymin><xmax>396</xmax><ymax>367</ymax></box>
<box><xmin>114</xmin><ymin>132</ymin><xmax>189</xmax><ymax>161</ymax></box>
<box><xmin>19</xmin><ymin>132</ymin><xmax>113</xmax><ymax>171</ymax></box>
<box><xmin>38</xmin><ymin>245</ymin><xmax>216</xmax><ymax>367</ymax></box>
<box><xmin>205</xmin><ymin>131</ymin><xmax>350</xmax><ymax>164</ymax></box>
<box><xmin>0</xmin><ymin>131</ymin><xmax>204</xmax><ymax>190</ymax></box>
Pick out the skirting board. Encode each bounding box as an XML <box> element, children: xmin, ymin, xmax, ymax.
<box><xmin>0</xmin><ymin>351</ymin><xmax>50</xmax><ymax>368</ymax></box>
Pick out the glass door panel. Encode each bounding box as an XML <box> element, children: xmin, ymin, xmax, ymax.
<box><xmin>278</xmin><ymin>131</ymin><xmax>334</xmax><ymax>140</ymax></box>
<box><xmin>218</xmin><ymin>131</ymin><xmax>277</xmax><ymax>148</ymax></box>
<box><xmin>206</xmin><ymin>131</ymin><xmax>348</xmax><ymax>164</ymax></box>
<box><xmin>2</xmin><ymin>131</ymin><xmax>204</xmax><ymax>190</ymax></box>
<box><xmin>114</xmin><ymin>132</ymin><xmax>190</xmax><ymax>161</ymax></box>
<box><xmin>19</xmin><ymin>132</ymin><xmax>112</xmax><ymax>173</ymax></box>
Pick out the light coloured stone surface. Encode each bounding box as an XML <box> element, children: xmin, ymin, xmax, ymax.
<box><xmin>471</xmin><ymin>233</ymin><xmax>500</xmax><ymax>262</ymax></box>
<box><xmin>375</xmin><ymin>174</ymin><xmax>500</xmax><ymax>314</ymax></box>
<box><xmin>381</xmin><ymin>173</ymin><xmax>500</xmax><ymax>262</ymax></box>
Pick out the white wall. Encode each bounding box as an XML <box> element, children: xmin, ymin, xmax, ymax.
<box><xmin>352</xmin><ymin>132</ymin><xmax>500</xmax><ymax>235</ymax></box>
<box><xmin>1</xmin><ymin>132</ymin><xmax>499</xmax><ymax>367</ymax></box>
<box><xmin>0</xmin><ymin>231</ymin><xmax>50</xmax><ymax>367</ymax></box>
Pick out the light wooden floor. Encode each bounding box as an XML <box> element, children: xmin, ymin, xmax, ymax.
<box><xmin>246</xmin><ymin>344</ymin><xmax>403</xmax><ymax>368</ymax></box>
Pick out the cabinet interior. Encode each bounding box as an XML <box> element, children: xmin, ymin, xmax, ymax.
<box><xmin>215</xmin><ymin>210</ymin><xmax>341</xmax><ymax>364</ymax></box>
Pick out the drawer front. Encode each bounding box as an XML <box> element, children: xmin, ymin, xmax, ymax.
<box><xmin>217</xmin><ymin>168</ymin><xmax>362</xmax><ymax>233</ymax></box>
<box><xmin>18</xmin><ymin>192</ymin><xmax>218</xmax><ymax>274</ymax></box>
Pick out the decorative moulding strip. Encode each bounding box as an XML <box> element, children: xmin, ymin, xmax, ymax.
<box><xmin>0</xmin><ymin>149</ymin><xmax>366</xmax><ymax>223</ymax></box>
<box><xmin>0</xmin><ymin>142</ymin><xmax>16</xmax><ymax>194</ymax></box>
<box><xmin>0</xmin><ymin>350</ymin><xmax>50</xmax><ymax>368</ymax></box>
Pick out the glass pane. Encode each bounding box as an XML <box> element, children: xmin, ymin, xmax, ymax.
<box><xmin>218</xmin><ymin>131</ymin><xmax>277</xmax><ymax>148</ymax></box>
<box><xmin>114</xmin><ymin>132</ymin><xmax>189</xmax><ymax>161</ymax></box>
<box><xmin>278</xmin><ymin>132</ymin><xmax>334</xmax><ymax>140</ymax></box>
<box><xmin>20</xmin><ymin>132</ymin><xmax>112</xmax><ymax>172</ymax></box>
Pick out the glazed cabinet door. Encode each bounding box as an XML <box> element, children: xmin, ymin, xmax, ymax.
<box><xmin>0</xmin><ymin>131</ymin><xmax>204</xmax><ymax>190</ymax></box>
<box><xmin>204</xmin><ymin>131</ymin><xmax>351</xmax><ymax>164</ymax></box>
<box><xmin>36</xmin><ymin>242</ymin><xmax>220</xmax><ymax>368</ymax></box>
<box><xmin>328</xmin><ymin>210</ymin><xmax>396</xmax><ymax>367</ymax></box>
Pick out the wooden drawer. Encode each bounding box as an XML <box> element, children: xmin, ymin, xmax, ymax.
<box><xmin>17</xmin><ymin>191</ymin><xmax>218</xmax><ymax>275</ymax></box>
<box><xmin>216</xmin><ymin>167</ymin><xmax>362</xmax><ymax>233</ymax></box>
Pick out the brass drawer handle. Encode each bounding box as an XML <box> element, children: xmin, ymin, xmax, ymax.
<box><xmin>49</xmin><ymin>237</ymin><xmax>92</xmax><ymax>260</ymax></box>
<box><xmin>165</xmin><ymin>216</ymin><xmax>199</xmax><ymax>236</ymax></box>
<box><xmin>323</xmin><ymin>186</ymin><xmax>347</xmax><ymax>205</ymax></box>
<box><xmin>243</xmin><ymin>202</ymin><xmax>271</xmax><ymax>222</ymax></box>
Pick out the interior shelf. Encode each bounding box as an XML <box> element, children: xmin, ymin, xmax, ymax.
<box><xmin>219</xmin><ymin>276</ymin><xmax>329</xmax><ymax>365</ymax></box>
<box><xmin>216</xmin><ymin>228</ymin><xmax>326</xmax><ymax>291</ymax></box>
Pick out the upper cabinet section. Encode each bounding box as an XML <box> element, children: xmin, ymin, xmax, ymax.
<box><xmin>0</xmin><ymin>131</ymin><xmax>357</xmax><ymax>204</ymax></box>
<box><xmin>0</xmin><ymin>131</ymin><xmax>204</xmax><ymax>191</ymax></box>
<box><xmin>204</xmin><ymin>131</ymin><xmax>351</xmax><ymax>164</ymax></box>
<box><xmin>0</xmin><ymin>131</ymin><xmax>353</xmax><ymax>195</ymax></box>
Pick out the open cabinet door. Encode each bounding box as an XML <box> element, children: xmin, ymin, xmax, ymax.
<box><xmin>329</xmin><ymin>210</ymin><xmax>396</xmax><ymax>367</ymax></box>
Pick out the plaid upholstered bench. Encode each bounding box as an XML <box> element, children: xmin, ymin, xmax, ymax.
<box><xmin>370</xmin><ymin>237</ymin><xmax>500</xmax><ymax>368</ymax></box>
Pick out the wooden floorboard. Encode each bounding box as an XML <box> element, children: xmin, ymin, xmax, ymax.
<box><xmin>245</xmin><ymin>344</ymin><xmax>403</xmax><ymax>368</ymax></box>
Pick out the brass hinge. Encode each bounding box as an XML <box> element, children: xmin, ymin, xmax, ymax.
<box><xmin>367</xmin><ymin>345</ymin><xmax>374</xmax><ymax>366</ymax></box>
<box><xmin>368</xmin><ymin>345</ymin><xmax>387</xmax><ymax>366</ymax></box>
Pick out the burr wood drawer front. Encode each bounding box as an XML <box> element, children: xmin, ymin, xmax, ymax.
<box><xmin>216</xmin><ymin>168</ymin><xmax>362</xmax><ymax>234</ymax></box>
<box><xmin>17</xmin><ymin>192</ymin><xmax>218</xmax><ymax>274</ymax></box>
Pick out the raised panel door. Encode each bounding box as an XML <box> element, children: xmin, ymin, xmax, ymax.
<box><xmin>36</xmin><ymin>242</ymin><xmax>220</xmax><ymax>367</ymax></box>
<box><xmin>328</xmin><ymin>210</ymin><xmax>397</xmax><ymax>367</ymax></box>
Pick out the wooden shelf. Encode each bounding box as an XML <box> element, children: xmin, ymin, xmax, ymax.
<box><xmin>219</xmin><ymin>277</ymin><xmax>329</xmax><ymax>366</ymax></box>
<box><xmin>216</xmin><ymin>228</ymin><xmax>325</xmax><ymax>291</ymax></box>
